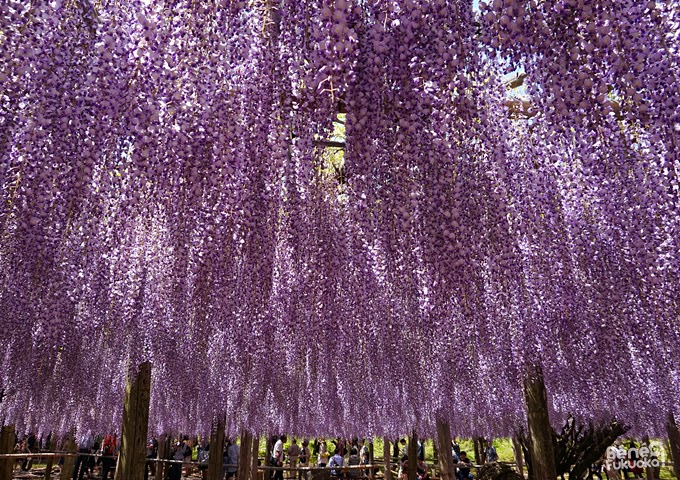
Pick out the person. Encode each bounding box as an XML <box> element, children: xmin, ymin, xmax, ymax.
<box><xmin>226</xmin><ymin>438</ymin><xmax>240</xmax><ymax>480</ymax></box>
<box><xmin>612</xmin><ymin>439</ymin><xmax>629</xmax><ymax>480</ymax></box>
<box><xmin>417</xmin><ymin>437</ymin><xmax>424</xmax><ymax>462</ymax></box>
<box><xmin>101</xmin><ymin>433</ymin><xmax>117</xmax><ymax>480</ymax></box>
<box><xmin>627</xmin><ymin>439</ymin><xmax>642</xmax><ymax>479</ymax></box>
<box><xmin>333</xmin><ymin>438</ymin><xmax>346</xmax><ymax>458</ymax></box>
<box><xmin>145</xmin><ymin>437</ymin><xmax>158</xmax><ymax>480</ymax></box>
<box><xmin>14</xmin><ymin>440</ymin><xmax>23</xmax><ymax>472</ymax></box>
<box><xmin>417</xmin><ymin>457</ymin><xmax>430</xmax><ymax>480</ymax></box>
<box><xmin>169</xmin><ymin>439</ymin><xmax>188</xmax><ymax>480</ymax></box>
<box><xmin>452</xmin><ymin>439</ymin><xmax>461</xmax><ymax>462</ymax></box>
<box><xmin>359</xmin><ymin>439</ymin><xmax>370</xmax><ymax>476</ymax></box>
<box><xmin>289</xmin><ymin>438</ymin><xmax>301</xmax><ymax>471</ymax></box>
<box><xmin>359</xmin><ymin>440</ymin><xmax>369</xmax><ymax>465</ymax></box>
<box><xmin>20</xmin><ymin>436</ymin><xmax>33</xmax><ymax>472</ymax></box>
<box><xmin>603</xmin><ymin>446</ymin><xmax>622</xmax><ymax>480</ymax></box>
<box><xmin>347</xmin><ymin>447</ymin><xmax>361</xmax><ymax>478</ymax></box>
<box><xmin>299</xmin><ymin>439</ymin><xmax>311</xmax><ymax>480</ymax></box>
<box><xmin>73</xmin><ymin>430</ymin><xmax>94</xmax><ymax>480</ymax></box>
<box><xmin>398</xmin><ymin>455</ymin><xmax>408</xmax><ymax>480</ymax></box>
<box><xmin>484</xmin><ymin>440</ymin><xmax>498</xmax><ymax>464</ymax></box>
<box><xmin>183</xmin><ymin>436</ymin><xmax>194</xmax><ymax>478</ymax></box>
<box><xmin>399</xmin><ymin>439</ymin><xmax>408</xmax><ymax>459</ymax></box>
<box><xmin>272</xmin><ymin>435</ymin><xmax>286</xmax><ymax>480</ymax></box>
<box><xmin>197</xmin><ymin>443</ymin><xmax>209</xmax><ymax>480</ymax></box>
<box><xmin>329</xmin><ymin>449</ymin><xmax>344</xmax><ymax>477</ymax></box>
<box><xmin>456</xmin><ymin>451</ymin><xmax>473</xmax><ymax>480</ymax></box>
<box><xmin>318</xmin><ymin>441</ymin><xmax>330</xmax><ymax>467</ymax></box>
<box><xmin>21</xmin><ymin>432</ymin><xmax>36</xmax><ymax>471</ymax></box>
<box><xmin>588</xmin><ymin>459</ymin><xmax>603</xmax><ymax>480</ymax></box>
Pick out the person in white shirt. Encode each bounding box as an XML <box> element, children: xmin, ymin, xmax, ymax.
<box><xmin>272</xmin><ymin>435</ymin><xmax>287</xmax><ymax>480</ymax></box>
<box><xmin>329</xmin><ymin>451</ymin><xmax>344</xmax><ymax>477</ymax></box>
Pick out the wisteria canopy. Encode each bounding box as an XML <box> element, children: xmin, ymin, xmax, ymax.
<box><xmin>0</xmin><ymin>0</ymin><xmax>678</xmax><ymax>440</ymax></box>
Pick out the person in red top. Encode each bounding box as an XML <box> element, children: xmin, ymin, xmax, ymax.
<box><xmin>101</xmin><ymin>434</ymin><xmax>117</xmax><ymax>480</ymax></box>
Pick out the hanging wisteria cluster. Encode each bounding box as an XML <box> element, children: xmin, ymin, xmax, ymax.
<box><xmin>0</xmin><ymin>0</ymin><xmax>679</xmax><ymax>440</ymax></box>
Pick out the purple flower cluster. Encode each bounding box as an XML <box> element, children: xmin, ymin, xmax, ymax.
<box><xmin>0</xmin><ymin>0</ymin><xmax>678</xmax><ymax>440</ymax></box>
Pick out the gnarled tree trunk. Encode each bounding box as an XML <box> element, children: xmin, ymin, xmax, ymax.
<box><xmin>524</xmin><ymin>365</ymin><xmax>556</xmax><ymax>480</ymax></box>
<box><xmin>436</xmin><ymin>419</ymin><xmax>455</xmax><ymax>480</ymax></box>
<box><xmin>208</xmin><ymin>416</ymin><xmax>226</xmax><ymax>480</ymax></box>
<box><xmin>114</xmin><ymin>362</ymin><xmax>152</xmax><ymax>480</ymax></box>
<box><xmin>0</xmin><ymin>424</ymin><xmax>15</xmax><ymax>480</ymax></box>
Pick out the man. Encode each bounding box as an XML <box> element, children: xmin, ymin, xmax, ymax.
<box><xmin>456</xmin><ymin>451</ymin><xmax>473</xmax><ymax>480</ymax></box>
<box><xmin>73</xmin><ymin>430</ymin><xmax>94</xmax><ymax>480</ymax></box>
<box><xmin>289</xmin><ymin>438</ymin><xmax>301</xmax><ymax>471</ymax></box>
<box><xmin>484</xmin><ymin>440</ymin><xmax>498</xmax><ymax>464</ymax></box>
<box><xmin>272</xmin><ymin>435</ymin><xmax>286</xmax><ymax>480</ymax></box>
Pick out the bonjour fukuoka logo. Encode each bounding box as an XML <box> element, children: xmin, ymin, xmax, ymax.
<box><xmin>604</xmin><ymin>441</ymin><xmax>666</xmax><ymax>470</ymax></box>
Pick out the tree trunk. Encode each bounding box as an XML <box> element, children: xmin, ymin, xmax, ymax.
<box><xmin>114</xmin><ymin>362</ymin><xmax>152</xmax><ymax>480</ymax></box>
<box><xmin>208</xmin><ymin>416</ymin><xmax>226</xmax><ymax>480</ymax></box>
<box><xmin>524</xmin><ymin>365</ymin><xmax>556</xmax><ymax>480</ymax></box>
<box><xmin>44</xmin><ymin>434</ymin><xmax>58</xmax><ymax>480</ymax></box>
<box><xmin>436</xmin><ymin>419</ymin><xmax>455</xmax><ymax>480</ymax></box>
<box><xmin>512</xmin><ymin>436</ymin><xmax>524</xmax><ymax>477</ymax></box>
<box><xmin>60</xmin><ymin>433</ymin><xmax>77</xmax><ymax>480</ymax></box>
<box><xmin>667</xmin><ymin>413</ymin><xmax>680</xmax><ymax>479</ymax></box>
<box><xmin>384</xmin><ymin>437</ymin><xmax>393</xmax><ymax>480</ymax></box>
<box><xmin>408</xmin><ymin>432</ymin><xmax>418</xmax><ymax>480</ymax></box>
<box><xmin>0</xmin><ymin>424</ymin><xmax>15</xmax><ymax>480</ymax></box>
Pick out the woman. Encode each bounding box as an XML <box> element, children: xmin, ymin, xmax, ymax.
<box><xmin>318</xmin><ymin>442</ymin><xmax>329</xmax><ymax>467</ymax></box>
<box><xmin>299</xmin><ymin>440</ymin><xmax>310</xmax><ymax>480</ymax></box>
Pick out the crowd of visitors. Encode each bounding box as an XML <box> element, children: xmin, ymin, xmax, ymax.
<box><xmin>4</xmin><ymin>431</ymin><xmax>670</xmax><ymax>480</ymax></box>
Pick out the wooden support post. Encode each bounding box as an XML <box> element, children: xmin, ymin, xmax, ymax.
<box><xmin>512</xmin><ymin>436</ymin><xmax>524</xmax><ymax>476</ymax></box>
<box><xmin>250</xmin><ymin>434</ymin><xmax>259</xmax><ymax>480</ymax></box>
<box><xmin>433</xmin><ymin>438</ymin><xmax>438</xmax><ymax>465</ymax></box>
<box><xmin>208</xmin><ymin>416</ymin><xmax>226</xmax><ymax>480</ymax></box>
<box><xmin>667</xmin><ymin>413</ymin><xmax>680</xmax><ymax>479</ymax></box>
<box><xmin>369</xmin><ymin>441</ymin><xmax>375</xmax><ymax>480</ymax></box>
<box><xmin>44</xmin><ymin>434</ymin><xmax>57</xmax><ymax>480</ymax></box>
<box><xmin>266</xmin><ymin>436</ymin><xmax>274</xmax><ymax>480</ymax></box>
<box><xmin>384</xmin><ymin>437</ymin><xmax>393</xmax><ymax>480</ymax></box>
<box><xmin>408</xmin><ymin>432</ymin><xmax>418</xmax><ymax>480</ymax></box>
<box><xmin>114</xmin><ymin>362</ymin><xmax>152</xmax><ymax>480</ymax></box>
<box><xmin>0</xmin><ymin>424</ymin><xmax>15</xmax><ymax>480</ymax></box>
<box><xmin>524</xmin><ymin>365</ymin><xmax>556</xmax><ymax>480</ymax></box>
<box><xmin>436</xmin><ymin>420</ymin><xmax>455</xmax><ymax>480</ymax></box>
<box><xmin>472</xmin><ymin>438</ymin><xmax>481</xmax><ymax>466</ymax></box>
<box><xmin>156</xmin><ymin>434</ymin><xmax>170</xmax><ymax>480</ymax></box>
<box><xmin>60</xmin><ymin>433</ymin><xmax>77</xmax><ymax>480</ymax></box>
<box><xmin>238</xmin><ymin>429</ymin><xmax>254</xmax><ymax>480</ymax></box>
